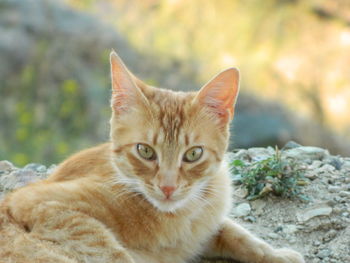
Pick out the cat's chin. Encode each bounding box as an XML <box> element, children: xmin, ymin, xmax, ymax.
<box><xmin>147</xmin><ymin>197</ymin><xmax>189</xmax><ymax>213</ymax></box>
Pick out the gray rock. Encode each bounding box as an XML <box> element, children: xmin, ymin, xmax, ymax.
<box><xmin>317</xmin><ymin>249</ymin><xmax>332</xmax><ymax>259</ymax></box>
<box><xmin>281</xmin><ymin>224</ymin><xmax>300</xmax><ymax>234</ymax></box>
<box><xmin>283</xmin><ymin>140</ymin><xmax>302</xmax><ymax>150</ymax></box>
<box><xmin>36</xmin><ymin>165</ymin><xmax>47</xmax><ymax>173</ymax></box>
<box><xmin>47</xmin><ymin>164</ymin><xmax>58</xmax><ymax>174</ymax></box>
<box><xmin>339</xmin><ymin>191</ymin><xmax>350</xmax><ymax>198</ymax></box>
<box><xmin>328</xmin><ymin>186</ymin><xmax>342</xmax><ymax>193</ymax></box>
<box><xmin>309</xmin><ymin>160</ymin><xmax>323</xmax><ymax>169</ymax></box>
<box><xmin>24</xmin><ymin>163</ymin><xmax>46</xmax><ymax>172</ymax></box>
<box><xmin>327</xmin><ymin>157</ymin><xmax>343</xmax><ymax>170</ymax></box>
<box><xmin>0</xmin><ymin>160</ymin><xmax>14</xmax><ymax>172</ymax></box>
<box><xmin>231</xmin><ymin>149</ymin><xmax>249</xmax><ymax>161</ymax></box>
<box><xmin>0</xmin><ymin>169</ymin><xmax>38</xmax><ymax>190</ymax></box>
<box><xmin>284</xmin><ymin>146</ymin><xmax>329</xmax><ymax>161</ymax></box>
<box><xmin>247</xmin><ymin>147</ymin><xmax>274</xmax><ymax>161</ymax></box>
<box><xmin>251</xmin><ymin>199</ymin><xmax>266</xmax><ymax>215</ymax></box>
<box><xmin>232</xmin><ymin>203</ymin><xmax>251</xmax><ymax>217</ymax></box>
<box><xmin>297</xmin><ymin>203</ymin><xmax>333</xmax><ymax>222</ymax></box>
<box><xmin>305</xmin><ymin>171</ymin><xmax>318</xmax><ymax>180</ymax></box>
<box><xmin>268</xmin><ymin>232</ymin><xmax>279</xmax><ymax>239</ymax></box>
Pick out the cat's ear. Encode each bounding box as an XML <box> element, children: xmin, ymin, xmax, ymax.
<box><xmin>110</xmin><ymin>51</ymin><xmax>148</xmax><ymax>114</ymax></box>
<box><xmin>195</xmin><ymin>68</ymin><xmax>240</xmax><ymax>124</ymax></box>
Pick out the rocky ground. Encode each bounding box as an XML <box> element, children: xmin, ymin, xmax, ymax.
<box><xmin>0</xmin><ymin>143</ymin><xmax>349</xmax><ymax>263</ymax></box>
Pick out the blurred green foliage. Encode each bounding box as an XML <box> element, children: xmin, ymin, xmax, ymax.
<box><xmin>1</xmin><ymin>0</ymin><xmax>350</xmax><ymax>166</ymax></box>
<box><xmin>102</xmin><ymin>0</ymin><xmax>350</xmax><ymax>135</ymax></box>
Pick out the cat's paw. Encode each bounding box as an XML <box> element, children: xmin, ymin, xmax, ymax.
<box><xmin>267</xmin><ymin>248</ymin><xmax>305</xmax><ymax>263</ymax></box>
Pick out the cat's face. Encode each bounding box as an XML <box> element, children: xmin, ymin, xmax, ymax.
<box><xmin>109</xmin><ymin>52</ymin><xmax>239</xmax><ymax>212</ymax></box>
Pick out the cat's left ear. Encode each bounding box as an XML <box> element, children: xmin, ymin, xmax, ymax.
<box><xmin>195</xmin><ymin>68</ymin><xmax>240</xmax><ymax>124</ymax></box>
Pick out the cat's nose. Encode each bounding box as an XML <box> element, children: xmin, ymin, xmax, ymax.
<box><xmin>160</xmin><ymin>186</ymin><xmax>176</xmax><ymax>199</ymax></box>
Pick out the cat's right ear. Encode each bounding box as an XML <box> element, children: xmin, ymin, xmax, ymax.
<box><xmin>110</xmin><ymin>51</ymin><xmax>148</xmax><ymax>114</ymax></box>
<box><xmin>195</xmin><ymin>68</ymin><xmax>240</xmax><ymax>125</ymax></box>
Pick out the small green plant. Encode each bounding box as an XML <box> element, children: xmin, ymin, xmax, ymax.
<box><xmin>231</xmin><ymin>148</ymin><xmax>307</xmax><ymax>200</ymax></box>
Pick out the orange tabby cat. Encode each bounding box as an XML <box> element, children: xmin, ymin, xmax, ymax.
<box><xmin>0</xmin><ymin>51</ymin><xmax>304</xmax><ymax>263</ymax></box>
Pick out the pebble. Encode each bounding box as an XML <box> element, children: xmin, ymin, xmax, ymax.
<box><xmin>47</xmin><ymin>164</ymin><xmax>57</xmax><ymax>174</ymax></box>
<box><xmin>339</xmin><ymin>191</ymin><xmax>350</xmax><ymax>198</ymax></box>
<box><xmin>327</xmin><ymin>157</ymin><xmax>343</xmax><ymax>170</ymax></box>
<box><xmin>284</xmin><ymin>146</ymin><xmax>328</xmax><ymax>161</ymax></box>
<box><xmin>297</xmin><ymin>203</ymin><xmax>333</xmax><ymax>222</ymax></box>
<box><xmin>282</xmin><ymin>224</ymin><xmax>299</xmax><ymax>234</ymax></box>
<box><xmin>318</xmin><ymin>164</ymin><xmax>336</xmax><ymax>174</ymax></box>
<box><xmin>341</xmin><ymin>212</ymin><xmax>349</xmax><ymax>217</ymax></box>
<box><xmin>328</xmin><ymin>186</ymin><xmax>342</xmax><ymax>193</ymax></box>
<box><xmin>309</xmin><ymin>160</ymin><xmax>323</xmax><ymax>169</ymax></box>
<box><xmin>313</xmin><ymin>240</ymin><xmax>321</xmax><ymax>246</ymax></box>
<box><xmin>247</xmin><ymin>148</ymin><xmax>273</xmax><ymax>161</ymax></box>
<box><xmin>0</xmin><ymin>160</ymin><xmax>14</xmax><ymax>172</ymax></box>
<box><xmin>268</xmin><ymin>232</ymin><xmax>279</xmax><ymax>239</ymax></box>
<box><xmin>37</xmin><ymin>165</ymin><xmax>47</xmax><ymax>173</ymax></box>
<box><xmin>282</xmin><ymin>140</ymin><xmax>302</xmax><ymax>150</ymax></box>
<box><xmin>24</xmin><ymin>163</ymin><xmax>47</xmax><ymax>172</ymax></box>
<box><xmin>244</xmin><ymin>216</ymin><xmax>256</xmax><ymax>222</ymax></box>
<box><xmin>232</xmin><ymin>203</ymin><xmax>251</xmax><ymax>217</ymax></box>
<box><xmin>304</xmin><ymin>172</ymin><xmax>318</xmax><ymax>180</ymax></box>
<box><xmin>231</xmin><ymin>149</ymin><xmax>249</xmax><ymax>160</ymax></box>
<box><xmin>317</xmin><ymin>249</ymin><xmax>332</xmax><ymax>259</ymax></box>
<box><xmin>0</xmin><ymin>169</ymin><xmax>38</xmax><ymax>190</ymax></box>
<box><xmin>251</xmin><ymin>199</ymin><xmax>266</xmax><ymax>215</ymax></box>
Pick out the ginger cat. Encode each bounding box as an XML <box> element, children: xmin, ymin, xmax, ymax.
<box><xmin>0</xmin><ymin>51</ymin><xmax>304</xmax><ymax>263</ymax></box>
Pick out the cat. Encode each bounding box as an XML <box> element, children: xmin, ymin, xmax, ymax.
<box><xmin>0</xmin><ymin>51</ymin><xmax>305</xmax><ymax>263</ymax></box>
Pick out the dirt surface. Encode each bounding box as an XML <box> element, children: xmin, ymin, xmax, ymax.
<box><xmin>0</xmin><ymin>144</ymin><xmax>349</xmax><ymax>263</ymax></box>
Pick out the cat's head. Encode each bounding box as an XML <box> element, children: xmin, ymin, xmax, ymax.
<box><xmin>109</xmin><ymin>51</ymin><xmax>239</xmax><ymax>212</ymax></box>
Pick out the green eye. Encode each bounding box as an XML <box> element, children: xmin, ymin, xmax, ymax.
<box><xmin>183</xmin><ymin>146</ymin><xmax>203</xmax><ymax>162</ymax></box>
<box><xmin>137</xmin><ymin>144</ymin><xmax>156</xmax><ymax>160</ymax></box>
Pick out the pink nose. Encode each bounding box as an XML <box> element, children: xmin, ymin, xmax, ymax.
<box><xmin>160</xmin><ymin>186</ymin><xmax>176</xmax><ymax>199</ymax></box>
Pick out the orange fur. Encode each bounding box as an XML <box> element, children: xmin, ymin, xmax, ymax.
<box><xmin>0</xmin><ymin>51</ymin><xmax>304</xmax><ymax>263</ymax></box>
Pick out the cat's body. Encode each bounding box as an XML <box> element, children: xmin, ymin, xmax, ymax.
<box><xmin>0</xmin><ymin>52</ymin><xmax>304</xmax><ymax>263</ymax></box>
<box><xmin>1</xmin><ymin>143</ymin><xmax>231</xmax><ymax>263</ymax></box>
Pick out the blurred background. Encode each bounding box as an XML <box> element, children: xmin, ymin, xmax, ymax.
<box><xmin>0</xmin><ymin>0</ymin><xmax>349</xmax><ymax>166</ymax></box>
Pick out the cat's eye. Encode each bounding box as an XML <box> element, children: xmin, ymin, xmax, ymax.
<box><xmin>183</xmin><ymin>146</ymin><xmax>203</xmax><ymax>163</ymax></box>
<box><xmin>137</xmin><ymin>144</ymin><xmax>156</xmax><ymax>161</ymax></box>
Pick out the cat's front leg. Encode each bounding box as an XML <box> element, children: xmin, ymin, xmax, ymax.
<box><xmin>204</xmin><ymin>217</ymin><xmax>304</xmax><ymax>263</ymax></box>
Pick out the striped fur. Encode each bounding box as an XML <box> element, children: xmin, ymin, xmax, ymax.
<box><xmin>0</xmin><ymin>52</ymin><xmax>304</xmax><ymax>263</ymax></box>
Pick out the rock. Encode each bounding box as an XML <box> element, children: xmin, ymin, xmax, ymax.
<box><xmin>297</xmin><ymin>203</ymin><xmax>333</xmax><ymax>222</ymax></box>
<box><xmin>247</xmin><ymin>147</ymin><xmax>274</xmax><ymax>161</ymax></box>
<box><xmin>0</xmin><ymin>160</ymin><xmax>14</xmax><ymax>172</ymax></box>
<box><xmin>232</xmin><ymin>203</ymin><xmax>251</xmax><ymax>217</ymax></box>
<box><xmin>36</xmin><ymin>165</ymin><xmax>47</xmax><ymax>173</ymax></box>
<box><xmin>326</xmin><ymin>157</ymin><xmax>343</xmax><ymax>170</ymax></box>
<box><xmin>0</xmin><ymin>169</ymin><xmax>38</xmax><ymax>190</ymax></box>
<box><xmin>317</xmin><ymin>249</ymin><xmax>332</xmax><ymax>259</ymax></box>
<box><xmin>283</xmin><ymin>141</ymin><xmax>302</xmax><ymax>150</ymax></box>
<box><xmin>268</xmin><ymin>232</ymin><xmax>279</xmax><ymax>239</ymax></box>
<box><xmin>284</xmin><ymin>146</ymin><xmax>329</xmax><ymax>161</ymax></box>
<box><xmin>231</xmin><ymin>149</ymin><xmax>250</xmax><ymax>161</ymax></box>
<box><xmin>317</xmin><ymin>164</ymin><xmax>336</xmax><ymax>174</ymax></box>
<box><xmin>47</xmin><ymin>164</ymin><xmax>58</xmax><ymax>174</ymax></box>
<box><xmin>339</xmin><ymin>191</ymin><xmax>350</xmax><ymax>198</ymax></box>
<box><xmin>328</xmin><ymin>186</ymin><xmax>342</xmax><ymax>193</ymax></box>
<box><xmin>305</xmin><ymin>171</ymin><xmax>318</xmax><ymax>180</ymax></box>
<box><xmin>281</xmin><ymin>224</ymin><xmax>300</xmax><ymax>234</ymax></box>
<box><xmin>309</xmin><ymin>160</ymin><xmax>323</xmax><ymax>169</ymax></box>
<box><xmin>244</xmin><ymin>216</ymin><xmax>256</xmax><ymax>222</ymax></box>
<box><xmin>24</xmin><ymin>163</ymin><xmax>46</xmax><ymax>172</ymax></box>
<box><xmin>251</xmin><ymin>199</ymin><xmax>266</xmax><ymax>215</ymax></box>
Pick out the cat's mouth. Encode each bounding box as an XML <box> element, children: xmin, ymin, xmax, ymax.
<box><xmin>143</xmin><ymin>192</ymin><xmax>189</xmax><ymax>213</ymax></box>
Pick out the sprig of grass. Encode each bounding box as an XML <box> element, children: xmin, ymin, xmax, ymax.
<box><xmin>231</xmin><ymin>148</ymin><xmax>307</xmax><ymax>200</ymax></box>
